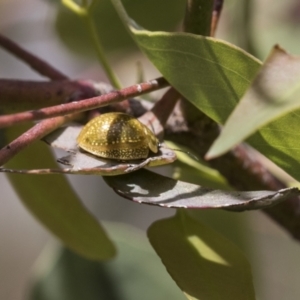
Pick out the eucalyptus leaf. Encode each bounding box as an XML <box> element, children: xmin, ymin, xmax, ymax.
<box><xmin>29</xmin><ymin>223</ymin><xmax>185</xmax><ymax>300</ymax></box>
<box><xmin>47</xmin><ymin>124</ymin><xmax>176</xmax><ymax>175</ymax></box>
<box><xmin>110</xmin><ymin>0</ymin><xmax>262</xmax><ymax>123</ymax></box>
<box><xmin>110</xmin><ymin>0</ymin><xmax>300</xmax><ymax>181</ymax></box>
<box><xmin>0</xmin><ymin>124</ymin><xmax>176</xmax><ymax>176</ymax></box>
<box><xmin>172</xmin><ymin>161</ymin><xmax>231</xmax><ymax>191</ymax></box>
<box><xmin>133</xmin><ymin>30</ymin><xmax>260</xmax><ymax>123</ymax></box>
<box><xmin>3</xmin><ymin>125</ymin><xmax>116</xmax><ymax>261</ymax></box>
<box><xmin>148</xmin><ymin>212</ymin><xmax>256</xmax><ymax>300</ymax></box>
<box><xmin>55</xmin><ymin>0</ymin><xmax>185</xmax><ymax>56</ymax></box>
<box><xmin>207</xmin><ymin>46</ymin><xmax>300</xmax><ymax>159</ymax></box>
<box><xmin>166</xmin><ymin>141</ymin><xmax>231</xmax><ymax>190</ymax></box>
<box><xmin>104</xmin><ymin>169</ymin><xmax>298</xmax><ymax>211</ymax></box>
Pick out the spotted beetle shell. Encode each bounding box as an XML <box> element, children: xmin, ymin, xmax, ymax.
<box><xmin>77</xmin><ymin>112</ymin><xmax>159</xmax><ymax>160</ymax></box>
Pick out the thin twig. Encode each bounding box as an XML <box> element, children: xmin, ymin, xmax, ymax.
<box><xmin>0</xmin><ymin>79</ymin><xmax>103</xmax><ymax>112</ymax></box>
<box><xmin>184</xmin><ymin>0</ymin><xmax>214</xmax><ymax>35</ymax></box>
<box><xmin>211</xmin><ymin>0</ymin><xmax>224</xmax><ymax>36</ymax></box>
<box><xmin>151</xmin><ymin>88</ymin><xmax>181</xmax><ymax>126</ymax></box>
<box><xmin>0</xmin><ymin>77</ymin><xmax>169</xmax><ymax>128</ymax></box>
<box><xmin>62</xmin><ymin>0</ymin><xmax>121</xmax><ymax>88</ymax></box>
<box><xmin>0</xmin><ymin>114</ymin><xmax>80</xmax><ymax>166</ymax></box>
<box><xmin>166</xmin><ymin>117</ymin><xmax>300</xmax><ymax>241</ymax></box>
<box><xmin>0</xmin><ymin>34</ymin><xmax>68</xmax><ymax>80</ymax></box>
<box><xmin>83</xmin><ymin>13</ymin><xmax>122</xmax><ymax>89</ymax></box>
<box><xmin>239</xmin><ymin>0</ymin><xmax>257</xmax><ymax>56</ymax></box>
<box><xmin>139</xmin><ymin>88</ymin><xmax>181</xmax><ymax>140</ymax></box>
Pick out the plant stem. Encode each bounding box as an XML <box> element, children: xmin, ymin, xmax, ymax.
<box><xmin>0</xmin><ymin>114</ymin><xmax>80</xmax><ymax>166</ymax></box>
<box><xmin>0</xmin><ymin>77</ymin><xmax>168</xmax><ymax>128</ymax></box>
<box><xmin>62</xmin><ymin>0</ymin><xmax>87</xmax><ymax>16</ymax></box>
<box><xmin>62</xmin><ymin>0</ymin><xmax>122</xmax><ymax>89</ymax></box>
<box><xmin>83</xmin><ymin>13</ymin><xmax>122</xmax><ymax>89</ymax></box>
<box><xmin>211</xmin><ymin>0</ymin><xmax>224</xmax><ymax>36</ymax></box>
<box><xmin>184</xmin><ymin>0</ymin><xmax>214</xmax><ymax>35</ymax></box>
<box><xmin>239</xmin><ymin>0</ymin><xmax>257</xmax><ymax>56</ymax></box>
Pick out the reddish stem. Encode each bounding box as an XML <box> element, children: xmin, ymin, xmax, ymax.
<box><xmin>139</xmin><ymin>88</ymin><xmax>181</xmax><ymax>139</ymax></box>
<box><xmin>151</xmin><ymin>88</ymin><xmax>181</xmax><ymax>126</ymax></box>
<box><xmin>0</xmin><ymin>114</ymin><xmax>80</xmax><ymax>166</ymax></box>
<box><xmin>0</xmin><ymin>79</ymin><xmax>103</xmax><ymax>112</ymax></box>
<box><xmin>211</xmin><ymin>0</ymin><xmax>224</xmax><ymax>36</ymax></box>
<box><xmin>0</xmin><ymin>78</ymin><xmax>169</xmax><ymax>128</ymax></box>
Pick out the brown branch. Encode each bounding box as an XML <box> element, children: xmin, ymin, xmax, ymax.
<box><xmin>0</xmin><ymin>34</ymin><xmax>68</xmax><ymax>80</ymax></box>
<box><xmin>166</xmin><ymin>109</ymin><xmax>300</xmax><ymax>241</ymax></box>
<box><xmin>184</xmin><ymin>0</ymin><xmax>214</xmax><ymax>35</ymax></box>
<box><xmin>139</xmin><ymin>88</ymin><xmax>181</xmax><ymax>140</ymax></box>
<box><xmin>0</xmin><ymin>77</ymin><xmax>169</xmax><ymax>128</ymax></box>
<box><xmin>151</xmin><ymin>88</ymin><xmax>181</xmax><ymax>126</ymax></box>
<box><xmin>0</xmin><ymin>113</ymin><xmax>81</xmax><ymax>166</ymax></box>
<box><xmin>231</xmin><ymin>144</ymin><xmax>300</xmax><ymax>240</ymax></box>
<box><xmin>179</xmin><ymin>0</ymin><xmax>300</xmax><ymax>239</ymax></box>
<box><xmin>211</xmin><ymin>0</ymin><xmax>224</xmax><ymax>36</ymax></box>
<box><xmin>0</xmin><ymin>79</ymin><xmax>107</xmax><ymax>112</ymax></box>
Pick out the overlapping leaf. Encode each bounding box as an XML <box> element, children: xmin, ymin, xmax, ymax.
<box><xmin>4</xmin><ymin>125</ymin><xmax>116</xmax><ymax>261</ymax></box>
<box><xmin>104</xmin><ymin>169</ymin><xmax>298</xmax><ymax>211</ymax></box>
<box><xmin>148</xmin><ymin>212</ymin><xmax>256</xmax><ymax>300</ymax></box>
<box><xmin>56</xmin><ymin>0</ymin><xmax>185</xmax><ymax>56</ymax></box>
<box><xmin>207</xmin><ymin>46</ymin><xmax>300</xmax><ymax>159</ymax></box>
<box><xmin>110</xmin><ymin>0</ymin><xmax>300</xmax><ymax>182</ymax></box>
<box><xmin>29</xmin><ymin>223</ymin><xmax>185</xmax><ymax>300</ymax></box>
<box><xmin>166</xmin><ymin>141</ymin><xmax>231</xmax><ymax>190</ymax></box>
<box><xmin>0</xmin><ymin>124</ymin><xmax>176</xmax><ymax>176</ymax></box>
<box><xmin>110</xmin><ymin>0</ymin><xmax>261</xmax><ymax>123</ymax></box>
<box><xmin>46</xmin><ymin>124</ymin><xmax>176</xmax><ymax>174</ymax></box>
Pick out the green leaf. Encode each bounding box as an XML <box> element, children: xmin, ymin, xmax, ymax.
<box><xmin>44</xmin><ymin>124</ymin><xmax>176</xmax><ymax>174</ymax></box>
<box><xmin>148</xmin><ymin>212</ymin><xmax>256</xmax><ymax>300</ymax></box>
<box><xmin>172</xmin><ymin>160</ymin><xmax>231</xmax><ymax>191</ymax></box>
<box><xmin>104</xmin><ymin>169</ymin><xmax>297</xmax><ymax>211</ymax></box>
<box><xmin>134</xmin><ymin>31</ymin><xmax>261</xmax><ymax>124</ymax></box>
<box><xmin>110</xmin><ymin>0</ymin><xmax>261</xmax><ymax>123</ymax></box>
<box><xmin>207</xmin><ymin>46</ymin><xmax>300</xmax><ymax>159</ymax></box>
<box><xmin>55</xmin><ymin>0</ymin><xmax>185</xmax><ymax>56</ymax></box>
<box><xmin>0</xmin><ymin>124</ymin><xmax>177</xmax><ymax>176</ymax></box>
<box><xmin>4</xmin><ymin>125</ymin><xmax>116</xmax><ymax>261</ymax></box>
<box><xmin>110</xmin><ymin>0</ymin><xmax>300</xmax><ymax>181</ymax></box>
<box><xmin>166</xmin><ymin>141</ymin><xmax>231</xmax><ymax>190</ymax></box>
<box><xmin>29</xmin><ymin>223</ymin><xmax>185</xmax><ymax>300</ymax></box>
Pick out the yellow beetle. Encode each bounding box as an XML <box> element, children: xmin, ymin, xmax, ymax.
<box><xmin>77</xmin><ymin>112</ymin><xmax>159</xmax><ymax>160</ymax></box>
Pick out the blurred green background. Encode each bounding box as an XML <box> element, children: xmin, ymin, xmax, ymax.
<box><xmin>1</xmin><ymin>0</ymin><xmax>300</xmax><ymax>299</ymax></box>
